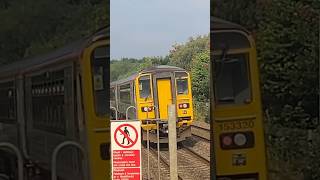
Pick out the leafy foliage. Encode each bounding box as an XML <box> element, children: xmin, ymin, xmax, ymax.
<box><xmin>169</xmin><ymin>35</ymin><xmax>209</xmax><ymax>71</ymax></box>
<box><xmin>191</xmin><ymin>50</ymin><xmax>210</xmax><ymax>102</ymax></box>
<box><xmin>110</xmin><ymin>56</ymin><xmax>170</xmax><ymax>82</ymax></box>
<box><xmin>0</xmin><ymin>0</ymin><xmax>108</xmax><ymax>64</ymax></box>
<box><xmin>258</xmin><ymin>0</ymin><xmax>319</xmax><ymax>129</ymax></box>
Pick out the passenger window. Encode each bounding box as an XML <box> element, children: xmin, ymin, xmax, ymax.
<box><xmin>119</xmin><ymin>84</ymin><xmax>131</xmax><ymax>104</ymax></box>
<box><xmin>31</xmin><ymin>70</ymin><xmax>66</xmax><ymax>134</ymax></box>
<box><xmin>0</xmin><ymin>81</ymin><xmax>16</xmax><ymax>122</ymax></box>
<box><xmin>110</xmin><ymin>87</ymin><xmax>115</xmax><ymax>101</ymax></box>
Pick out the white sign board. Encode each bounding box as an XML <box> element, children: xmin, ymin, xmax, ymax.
<box><xmin>111</xmin><ymin>120</ymin><xmax>141</xmax><ymax>180</ymax></box>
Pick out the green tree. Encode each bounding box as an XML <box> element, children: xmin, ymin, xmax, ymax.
<box><xmin>110</xmin><ymin>56</ymin><xmax>170</xmax><ymax>81</ymax></box>
<box><xmin>190</xmin><ymin>50</ymin><xmax>210</xmax><ymax>123</ymax></box>
<box><xmin>169</xmin><ymin>35</ymin><xmax>209</xmax><ymax>71</ymax></box>
<box><xmin>0</xmin><ymin>0</ymin><xmax>108</xmax><ymax>64</ymax></box>
<box><xmin>191</xmin><ymin>50</ymin><xmax>210</xmax><ymax>102</ymax></box>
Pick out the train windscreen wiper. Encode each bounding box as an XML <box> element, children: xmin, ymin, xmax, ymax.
<box><xmin>215</xmin><ymin>45</ymin><xmax>229</xmax><ymax>79</ymax></box>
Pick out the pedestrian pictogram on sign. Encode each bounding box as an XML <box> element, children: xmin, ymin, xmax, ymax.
<box><xmin>114</xmin><ymin>124</ymin><xmax>138</xmax><ymax>148</ymax></box>
<box><xmin>111</xmin><ymin>120</ymin><xmax>141</xmax><ymax>180</ymax></box>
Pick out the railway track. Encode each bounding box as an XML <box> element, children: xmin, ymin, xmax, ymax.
<box><xmin>141</xmin><ymin>121</ymin><xmax>211</xmax><ymax>179</ymax></box>
<box><xmin>146</xmin><ymin>145</ymin><xmax>210</xmax><ymax>180</ymax></box>
<box><xmin>148</xmin><ymin>147</ymin><xmax>184</xmax><ymax>180</ymax></box>
<box><xmin>180</xmin><ymin>144</ymin><xmax>210</xmax><ymax>164</ymax></box>
<box><xmin>175</xmin><ymin>147</ymin><xmax>210</xmax><ymax>180</ymax></box>
<box><xmin>191</xmin><ymin>121</ymin><xmax>210</xmax><ymax>141</ymax></box>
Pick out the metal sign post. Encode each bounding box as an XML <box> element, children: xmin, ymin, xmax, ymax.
<box><xmin>111</xmin><ymin>120</ymin><xmax>142</xmax><ymax>180</ymax></box>
<box><xmin>168</xmin><ymin>104</ymin><xmax>178</xmax><ymax>180</ymax></box>
<box><xmin>157</xmin><ymin>120</ymin><xmax>161</xmax><ymax>180</ymax></box>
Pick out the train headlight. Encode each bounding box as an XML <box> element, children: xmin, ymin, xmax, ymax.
<box><xmin>178</xmin><ymin>103</ymin><xmax>189</xmax><ymax>109</ymax></box>
<box><xmin>222</xmin><ymin>135</ymin><xmax>232</xmax><ymax>146</ymax></box>
<box><xmin>234</xmin><ymin>133</ymin><xmax>247</xmax><ymax>146</ymax></box>
<box><xmin>143</xmin><ymin>107</ymin><xmax>148</xmax><ymax>112</ymax></box>
<box><xmin>141</xmin><ymin>106</ymin><xmax>153</xmax><ymax>112</ymax></box>
<box><xmin>220</xmin><ymin>131</ymin><xmax>254</xmax><ymax>150</ymax></box>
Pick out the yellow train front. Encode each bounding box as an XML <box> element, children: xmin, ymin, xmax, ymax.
<box><xmin>211</xmin><ymin>17</ymin><xmax>268</xmax><ymax>179</ymax></box>
<box><xmin>110</xmin><ymin>65</ymin><xmax>193</xmax><ymax>143</ymax></box>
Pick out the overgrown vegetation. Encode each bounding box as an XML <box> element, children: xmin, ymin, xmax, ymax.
<box><xmin>111</xmin><ymin>35</ymin><xmax>210</xmax><ymax>122</ymax></box>
<box><xmin>214</xmin><ymin>0</ymin><xmax>320</xmax><ymax>179</ymax></box>
<box><xmin>0</xmin><ymin>0</ymin><xmax>108</xmax><ymax>64</ymax></box>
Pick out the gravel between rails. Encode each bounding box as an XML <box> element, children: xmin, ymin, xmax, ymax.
<box><xmin>141</xmin><ymin>121</ymin><xmax>211</xmax><ymax>180</ymax></box>
<box><xmin>183</xmin><ymin>136</ymin><xmax>210</xmax><ymax>162</ymax></box>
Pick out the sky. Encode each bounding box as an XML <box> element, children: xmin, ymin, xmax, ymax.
<box><xmin>111</xmin><ymin>0</ymin><xmax>210</xmax><ymax>59</ymax></box>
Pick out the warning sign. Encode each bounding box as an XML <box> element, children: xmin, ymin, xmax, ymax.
<box><xmin>114</xmin><ymin>124</ymin><xmax>138</xmax><ymax>148</ymax></box>
<box><xmin>111</xmin><ymin>120</ymin><xmax>141</xmax><ymax>180</ymax></box>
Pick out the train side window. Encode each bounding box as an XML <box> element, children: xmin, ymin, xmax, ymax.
<box><xmin>119</xmin><ymin>84</ymin><xmax>131</xmax><ymax>104</ymax></box>
<box><xmin>91</xmin><ymin>45</ymin><xmax>109</xmax><ymax>117</ymax></box>
<box><xmin>110</xmin><ymin>87</ymin><xmax>115</xmax><ymax>101</ymax></box>
<box><xmin>138</xmin><ymin>75</ymin><xmax>151</xmax><ymax>99</ymax></box>
<box><xmin>31</xmin><ymin>70</ymin><xmax>66</xmax><ymax>134</ymax></box>
<box><xmin>214</xmin><ymin>53</ymin><xmax>251</xmax><ymax>105</ymax></box>
<box><xmin>0</xmin><ymin>81</ymin><xmax>16</xmax><ymax>122</ymax></box>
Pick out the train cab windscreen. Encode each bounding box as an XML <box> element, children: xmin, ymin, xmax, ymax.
<box><xmin>214</xmin><ymin>53</ymin><xmax>251</xmax><ymax>105</ymax></box>
<box><xmin>139</xmin><ymin>75</ymin><xmax>151</xmax><ymax>99</ymax></box>
<box><xmin>175</xmin><ymin>72</ymin><xmax>189</xmax><ymax>95</ymax></box>
<box><xmin>177</xmin><ymin>79</ymin><xmax>188</xmax><ymax>95</ymax></box>
<box><xmin>213</xmin><ymin>31</ymin><xmax>252</xmax><ymax>105</ymax></box>
<box><xmin>91</xmin><ymin>45</ymin><xmax>109</xmax><ymax>116</ymax></box>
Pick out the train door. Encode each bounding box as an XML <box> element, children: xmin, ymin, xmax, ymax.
<box><xmin>156</xmin><ymin>78</ymin><xmax>172</xmax><ymax>120</ymax></box>
<box><xmin>81</xmin><ymin>39</ymin><xmax>110</xmax><ymax>180</ymax></box>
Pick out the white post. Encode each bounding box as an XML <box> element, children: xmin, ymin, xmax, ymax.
<box><xmin>168</xmin><ymin>104</ymin><xmax>178</xmax><ymax>180</ymax></box>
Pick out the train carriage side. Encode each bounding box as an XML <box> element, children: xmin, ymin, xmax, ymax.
<box><xmin>211</xmin><ymin>17</ymin><xmax>268</xmax><ymax>180</ymax></box>
<box><xmin>0</xmin><ymin>43</ymin><xmax>86</xmax><ymax>179</ymax></box>
<box><xmin>0</xmin><ymin>28</ymin><xmax>110</xmax><ymax>180</ymax></box>
<box><xmin>110</xmin><ymin>73</ymin><xmax>139</xmax><ymax>120</ymax></box>
<box><xmin>0</xmin><ymin>72</ymin><xmax>22</xmax><ymax>179</ymax></box>
<box><xmin>110</xmin><ymin>82</ymin><xmax>118</xmax><ymax>119</ymax></box>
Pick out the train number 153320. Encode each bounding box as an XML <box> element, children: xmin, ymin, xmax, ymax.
<box><xmin>218</xmin><ymin>120</ymin><xmax>254</xmax><ymax>131</ymax></box>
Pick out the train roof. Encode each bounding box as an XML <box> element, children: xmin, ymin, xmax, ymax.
<box><xmin>110</xmin><ymin>73</ymin><xmax>139</xmax><ymax>86</ymax></box>
<box><xmin>141</xmin><ymin>65</ymin><xmax>185</xmax><ymax>73</ymax></box>
<box><xmin>110</xmin><ymin>65</ymin><xmax>186</xmax><ymax>86</ymax></box>
<box><xmin>211</xmin><ymin>17</ymin><xmax>249</xmax><ymax>34</ymax></box>
<box><xmin>0</xmin><ymin>27</ymin><xmax>109</xmax><ymax>77</ymax></box>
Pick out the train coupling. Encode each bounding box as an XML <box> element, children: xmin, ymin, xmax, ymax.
<box><xmin>158</xmin><ymin>122</ymin><xmax>169</xmax><ymax>134</ymax></box>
